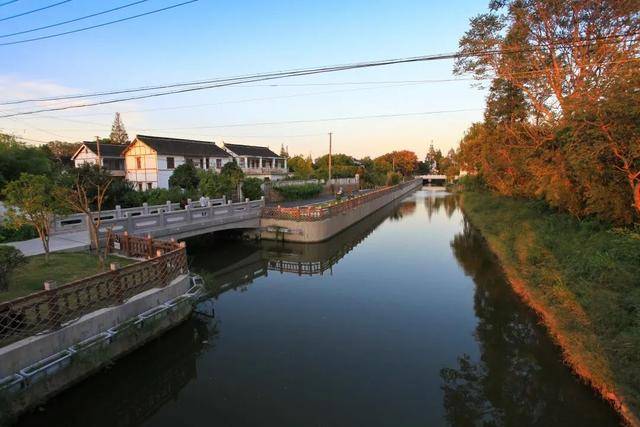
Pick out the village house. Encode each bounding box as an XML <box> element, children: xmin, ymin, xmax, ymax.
<box><xmin>71</xmin><ymin>141</ymin><xmax>126</xmax><ymax>177</ymax></box>
<box><xmin>122</xmin><ymin>135</ymin><xmax>232</xmax><ymax>190</ymax></box>
<box><xmin>222</xmin><ymin>143</ymin><xmax>288</xmax><ymax>181</ymax></box>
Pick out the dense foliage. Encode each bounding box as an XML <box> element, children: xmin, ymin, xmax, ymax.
<box><xmin>455</xmin><ymin>0</ymin><xmax>640</xmax><ymax>225</ymax></box>
<box><xmin>275</xmin><ymin>183</ymin><xmax>323</xmax><ymax>200</ymax></box>
<box><xmin>242</xmin><ymin>177</ymin><xmax>263</xmax><ymax>200</ymax></box>
<box><xmin>0</xmin><ymin>134</ymin><xmax>52</xmax><ymax>193</ymax></box>
<box><xmin>0</xmin><ymin>246</ymin><xmax>25</xmax><ymax>292</ymax></box>
<box><xmin>169</xmin><ymin>163</ymin><xmax>200</xmax><ymax>190</ymax></box>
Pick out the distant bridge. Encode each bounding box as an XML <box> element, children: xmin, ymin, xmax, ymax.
<box><xmin>52</xmin><ymin>197</ymin><xmax>265</xmax><ymax>241</ymax></box>
<box><xmin>416</xmin><ymin>175</ymin><xmax>447</xmax><ymax>186</ymax></box>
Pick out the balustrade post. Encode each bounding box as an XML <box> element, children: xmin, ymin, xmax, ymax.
<box><xmin>115</xmin><ymin>205</ymin><xmax>122</xmax><ymax>219</ymax></box>
<box><xmin>143</xmin><ymin>202</ymin><xmax>149</xmax><ymax>215</ymax></box>
<box><xmin>166</xmin><ymin>200</ymin><xmax>172</xmax><ymax>212</ymax></box>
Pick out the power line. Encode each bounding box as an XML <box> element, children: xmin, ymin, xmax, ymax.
<box><xmin>0</xmin><ymin>0</ymin><xmax>150</xmax><ymax>39</ymax></box>
<box><xmin>1</xmin><ymin>35</ymin><xmax>637</xmax><ymax>117</ymax></box>
<box><xmin>3</xmin><ymin>33</ymin><xmax>635</xmax><ymax>105</ymax></box>
<box><xmin>137</xmin><ymin>108</ymin><xmax>482</xmax><ymax>131</ymax></box>
<box><xmin>0</xmin><ymin>0</ymin><xmax>70</xmax><ymax>23</ymax></box>
<box><xmin>0</xmin><ymin>0</ymin><xmax>198</xmax><ymax>46</ymax></box>
<box><xmin>0</xmin><ymin>1</ymin><xmax>19</xmax><ymax>8</ymax></box>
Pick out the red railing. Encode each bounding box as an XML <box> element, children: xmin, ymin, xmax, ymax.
<box><xmin>0</xmin><ymin>235</ymin><xmax>187</xmax><ymax>348</ymax></box>
<box><xmin>262</xmin><ymin>179</ymin><xmax>419</xmax><ymax>221</ymax></box>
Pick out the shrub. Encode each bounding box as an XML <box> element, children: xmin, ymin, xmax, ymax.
<box><xmin>169</xmin><ymin>163</ymin><xmax>200</xmax><ymax>190</ymax></box>
<box><xmin>242</xmin><ymin>178</ymin><xmax>263</xmax><ymax>200</ymax></box>
<box><xmin>386</xmin><ymin>172</ymin><xmax>402</xmax><ymax>186</ymax></box>
<box><xmin>0</xmin><ymin>224</ymin><xmax>38</xmax><ymax>243</ymax></box>
<box><xmin>274</xmin><ymin>183</ymin><xmax>323</xmax><ymax>200</ymax></box>
<box><xmin>0</xmin><ymin>246</ymin><xmax>25</xmax><ymax>291</ymax></box>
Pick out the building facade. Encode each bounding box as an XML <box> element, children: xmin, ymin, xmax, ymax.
<box><xmin>71</xmin><ymin>142</ymin><xmax>126</xmax><ymax>177</ymax></box>
<box><xmin>222</xmin><ymin>143</ymin><xmax>288</xmax><ymax>181</ymax></box>
<box><xmin>122</xmin><ymin>135</ymin><xmax>233</xmax><ymax>190</ymax></box>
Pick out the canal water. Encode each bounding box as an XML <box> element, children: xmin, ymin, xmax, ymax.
<box><xmin>17</xmin><ymin>189</ymin><xmax>621</xmax><ymax>426</ymax></box>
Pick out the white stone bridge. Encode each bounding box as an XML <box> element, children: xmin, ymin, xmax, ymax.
<box><xmin>52</xmin><ymin>196</ymin><xmax>265</xmax><ymax>241</ymax></box>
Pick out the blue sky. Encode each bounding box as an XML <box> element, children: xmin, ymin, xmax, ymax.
<box><xmin>0</xmin><ymin>0</ymin><xmax>488</xmax><ymax>158</ymax></box>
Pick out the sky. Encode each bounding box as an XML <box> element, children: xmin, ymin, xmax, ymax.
<box><xmin>0</xmin><ymin>0</ymin><xmax>489</xmax><ymax>159</ymax></box>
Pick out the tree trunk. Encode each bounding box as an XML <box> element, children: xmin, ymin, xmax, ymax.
<box><xmin>633</xmin><ymin>180</ymin><xmax>640</xmax><ymax>219</ymax></box>
<box><xmin>86</xmin><ymin>213</ymin><xmax>104</xmax><ymax>267</ymax></box>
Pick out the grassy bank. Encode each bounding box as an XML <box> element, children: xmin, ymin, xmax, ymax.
<box><xmin>461</xmin><ymin>191</ymin><xmax>640</xmax><ymax>426</ymax></box>
<box><xmin>2</xmin><ymin>252</ymin><xmax>134</xmax><ymax>303</ymax></box>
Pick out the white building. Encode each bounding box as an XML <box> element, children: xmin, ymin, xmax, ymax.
<box><xmin>223</xmin><ymin>143</ymin><xmax>288</xmax><ymax>181</ymax></box>
<box><xmin>71</xmin><ymin>142</ymin><xmax>126</xmax><ymax>177</ymax></box>
<box><xmin>122</xmin><ymin>135</ymin><xmax>233</xmax><ymax>190</ymax></box>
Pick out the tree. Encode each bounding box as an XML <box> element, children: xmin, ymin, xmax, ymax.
<box><xmin>0</xmin><ymin>133</ymin><xmax>52</xmax><ymax>192</ymax></box>
<box><xmin>242</xmin><ymin>177</ymin><xmax>263</xmax><ymax>200</ymax></box>
<box><xmin>376</xmin><ymin>150</ymin><xmax>418</xmax><ymax>176</ymax></box>
<box><xmin>454</xmin><ymin>1</ymin><xmax>640</xmax><ymax>223</ymax></box>
<box><xmin>279</xmin><ymin>144</ymin><xmax>289</xmax><ymax>158</ymax></box>
<box><xmin>169</xmin><ymin>163</ymin><xmax>200</xmax><ymax>190</ymax></box>
<box><xmin>109</xmin><ymin>112</ymin><xmax>129</xmax><ymax>145</ymax></box>
<box><xmin>425</xmin><ymin>144</ymin><xmax>443</xmax><ymax>174</ymax></box>
<box><xmin>288</xmin><ymin>155</ymin><xmax>314</xmax><ymax>179</ymax></box>
<box><xmin>43</xmin><ymin>141</ymin><xmax>81</xmax><ymax>167</ymax></box>
<box><xmin>3</xmin><ymin>174</ymin><xmax>67</xmax><ymax>262</ymax></box>
<box><xmin>315</xmin><ymin>154</ymin><xmax>358</xmax><ymax>179</ymax></box>
<box><xmin>199</xmin><ymin>169</ymin><xmax>230</xmax><ymax>198</ymax></box>
<box><xmin>0</xmin><ymin>246</ymin><xmax>25</xmax><ymax>292</ymax></box>
<box><xmin>53</xmin><ymin>165</ymin><xmax>112</xmax><ymax>264</ymax></box>
<box><xmin>221</xmin><ymin>161</ymin><xmax>245</xmax><ymax>197</ymax></box>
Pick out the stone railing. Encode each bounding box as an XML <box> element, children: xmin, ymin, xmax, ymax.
<box><xmin>262</xmin><ymin>179</ymin><xmax>419</xmax><ymax>222</ymax></box>
<box><xmin>96</xmin><ymin>198</ymin><xmax>264</xmax><ymax>238</ymax></box>
<box><xmin>0</xmin><ymin>236</ymin><xmax>187</xmax><ymax>348</ymax></box>
<box><xmin>243</xmin><ymin>167</ymin><xmax>288</xmax><ymax>175</ymax></box>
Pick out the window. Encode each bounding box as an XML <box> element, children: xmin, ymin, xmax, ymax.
<box><xmin>167</xmin><ymin>157</ymin><xmax>175</xmax><ymax>169</ymax></box>
<box><xmin>147</xmin><ymin>183</ymin><xmax>153</xmax><ymax>190</ymax></box>
<box><xmin>137</xmin><ymin>183</ymin><xmax>143</xmax><ymax>191</ymax></box>
<box><xmin>216</xmin><ymin>158</ymin><xmax>222</xmax><ymax>168</ymax></box>
<box><xmin>206</xmin><ymin>158</ymin><xmax>210</xmax><ymax>169</ymax></box>
<box><xmin>199</xmin><ymin>158</ymin><xmax>204</xmax><ymax>169</ymax></box>
<box><xmin>136</xmin><ymin>157</ymin><xmax>142</xmax><ymax>169</ymax></box>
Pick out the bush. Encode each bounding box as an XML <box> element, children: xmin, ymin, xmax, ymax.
<box><xmin>386</xmin><ymin>172</ymin><xmax>402</xmax><ymax>186</ymax></box>
<box><xmin>169</xmin><ymin>163</ymin><xmax>200</xmax><ymax>190</ymax></box>
<box><xmin>0</xmin><ymin>246</ymin><xmax>25</xmax><ymax>291</ymax></box>
<box><xmin>275</xmin><ymin>183</ymin><xmax>323</xmax><ymax>200</ymax></box>
<box><xmin>0</xmin><ymin>224</ymin><xmax>38</xmax><ymax>243</ymax></box>
<box><xmin>458</xmin><ymin>174</ymin><xmax>486</xmax><ymax>192</ymax></box>
<box><xmin>242</xmin><ymin>178</ymin><xmax>263</xmax><ymax>200</ymax></box>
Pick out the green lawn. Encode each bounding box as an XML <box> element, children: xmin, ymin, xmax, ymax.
<box><xmin>461</xmin><ymin>191</ymin><xmax>640</xmax><ymax>425</ymax></box>
<box><xmin>2</xmin><ymin>252</ymin><xmax>134</xmax><ymax>303</ymax></box>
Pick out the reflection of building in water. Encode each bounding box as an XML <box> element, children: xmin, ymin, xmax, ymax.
<box><xmin>19</xmin><ymin>317</ymin><xmax>215</xmax><ymax>427</ymax></box>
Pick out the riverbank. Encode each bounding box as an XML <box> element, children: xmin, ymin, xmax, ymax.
<box><xmin>460</xmin><ymin>191</ymin><xmax>640</xmax><ymax>426</ymax></box>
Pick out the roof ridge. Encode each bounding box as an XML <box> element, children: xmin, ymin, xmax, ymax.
<box><xmin>137</xmin><ymin>134</ymin><xmax>216</xmax><ymax>145</ymax></box>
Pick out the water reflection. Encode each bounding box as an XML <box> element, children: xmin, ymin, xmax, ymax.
<box><xmin>16</xmin><ymin>190</ymin><xmax>621</xmax><ymax>427</ymax></box>
<box><xmin>444</xmin><ymin>215</ymin><xmax>620</xmax><ymax>426</ymax></box>
<box><xmin>18</xmin><ymin>315</ymin><xmax>218</xmax><ymax>427</ymax></box>
<box><xmin>186</xmin><ymin>195</ymin><xmax>414</xmax><ymax>294</ymax></box>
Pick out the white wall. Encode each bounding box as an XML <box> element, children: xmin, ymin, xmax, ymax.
<box><xmin>73</xmin><ymin>147</ymin><xmax>99</xmax><ymax>167</ymax></box>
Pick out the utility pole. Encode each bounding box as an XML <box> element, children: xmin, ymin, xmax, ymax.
<box><xmin>328</xmin><ymin>132</ymin><xmax>333</xmax><ymax>183</ymax></box>
<box><xmin>95</xmin><ymin>136</ymin><xmax>101</xmax><ymax>168</ymax></box>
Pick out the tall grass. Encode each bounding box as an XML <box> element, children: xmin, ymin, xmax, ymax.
<box><xmin>462</xmin><ymin>191</ymin><xmax>640</xmax><ymax>424</ymax></box>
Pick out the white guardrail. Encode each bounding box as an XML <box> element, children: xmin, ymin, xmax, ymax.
<box><xmin>51</xmin><ymin>196</ymin><xmax>264</xmax><ymax>237</ymax></box>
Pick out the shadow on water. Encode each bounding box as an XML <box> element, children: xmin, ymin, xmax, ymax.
<box><xmin>15</xmin><ymin>189</ymin><xmax>622</xmax><ymax>426</ymax></box>
<box><xmin>18</xmin><ymin>315</ymin><xmax>218</xmax><ymax>427</ymax></box>
<box><xmin>443</xmin><ymin>208</ymin><xmax>621</xmax><ymax>426</ymax></box>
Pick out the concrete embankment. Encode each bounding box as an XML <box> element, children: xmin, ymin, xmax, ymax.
<box><xmin>0</xmin><ymin>274</ymin><xmax>199</xmax><ymax>419</ymax></box>
<box><xmin>260</xmin><ymin>179</ymin><xmax>422</xmax><ymax>243</ymax></box>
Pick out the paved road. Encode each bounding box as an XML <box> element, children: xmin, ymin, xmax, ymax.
<box><xmin>4</xmin><ymin>231</ymin><xmax>90</xmax><ymax>256</ymax></box>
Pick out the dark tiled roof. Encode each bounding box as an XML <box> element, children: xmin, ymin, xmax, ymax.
<box><xmin>135</xmin><ymin>135</ymin><xmax>230</xmax><ymax>157</ymax></box>
<box><xmin>78</xmin><ymin>142</ymin><xmax>126</xmax><ymax>158</ymax></box>
<box><xmin>223</xmin><ymin>143</ymin><xmax>281</xmax><ymax>158</ymax></box>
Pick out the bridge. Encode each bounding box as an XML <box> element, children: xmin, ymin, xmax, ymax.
<box><xmin>416</xmin><ymin>174</ymin><xmax>447</xmax><ymax>186</ymax></box>
<box><xmin>51</xmin><ymin>196</ymin><xmax>265</xmax><ymax>242</ymax></box>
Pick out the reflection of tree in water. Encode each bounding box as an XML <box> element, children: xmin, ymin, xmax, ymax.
<box><xmin>424</xmin><ymin>193</ymin><xmax>458</xmax><ymax>220</ymax></box>
<box><xmin>388</xmin><ymin>199</ymin><xmax>417</xmax><ymax>221</ymax></box>
<box><xmin>442</xmin><ymin>219</ymin><xmax>619</xmax><ymax>427</ymax></box>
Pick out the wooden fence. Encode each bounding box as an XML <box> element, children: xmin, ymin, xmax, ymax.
<box><xmin>0</xmin><ymin>236</ymin><xmax>187</xmax><ymax>348</ymax></box>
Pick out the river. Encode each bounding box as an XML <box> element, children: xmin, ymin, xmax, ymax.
<box><xmin>17</xmin><ymin>188</ymin><xmax>621</xmax><ymax>426</ymax></box>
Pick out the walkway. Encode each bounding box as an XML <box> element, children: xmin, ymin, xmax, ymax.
<box><xmin>4</xmin><ymin>231</ymin><xmax>90</xmax><ymax>256</ymax></box>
